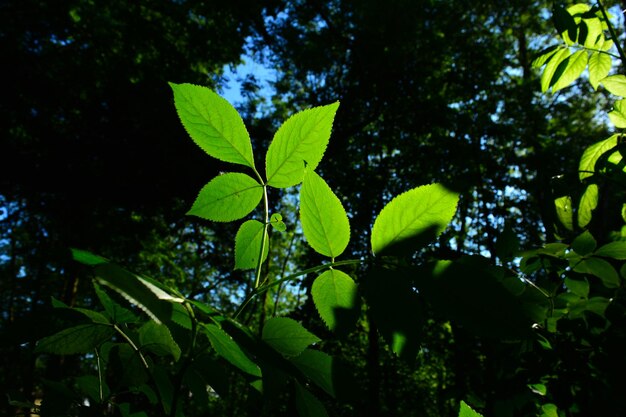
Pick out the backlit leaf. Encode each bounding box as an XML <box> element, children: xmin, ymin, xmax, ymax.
<box><xmin>139</xmin><ymin>321</ymin><xmax>181</xmax><ymax>361</ymax></box>
<box><xmin>311</xmin><ymin>269</ymin><xmax>360</xmax><ymax>333</ymax></box>
<box><xmin>532</xmin><ymin>45</ymin><xmax>561</xmax><ymax>69</ymax></box>
<box><xmin>169</xmin><ymin>83</ymin><xmax>255</xmax><ymax>168</ymax></box>
<box><xmin>300</xmin><ymin>170</ymin><xmax>350</xmax><ymax>258</ymax></box>
<box><xmin>551</xmin><ymin>50</ymin><xmax>588</xmax><ymax>92</ymax></box>
<box><xmin>579</xmin><ymin>135</ymin><xmax>618</xmax><ymax>180</ymax></box>
<box><xmin>234</xmin><ymin>220</ymin><xmax>269</xmax><ymax>270</ymax></box>
<box><xmin>94</xmin><ymin>283</ymin><xmax>139</xmax><ymax>324</ymax></box>
<box><xmin>371</xmin><ymin>183</ymin><xmax>459</xmax><ymax>256</ymax></box>
<box><xmin>541</xmin><ymin>47</ymin><xmax>570</xmax><ymax>92</ymax></box>
<box><xmin>609</xmin><ymin>99</ymin><xmax>626</xmax><ymax>128</ymax></box>
<box><xmin>35</xmin><ymin>324</ymin><xmax>115</xmax><ymax>354</ymax></box>
<box><xmin>71</xmin><ymin>248</ymin><xmax>108</xmax><ymax>265</ymax></box>
<box><xmin>602</xmin><ymin>75</ymin><xmax>626</xmax><ymax>97</ymax></box>
<box><xmin>588</xmin><ymin>52</ymin><xmax>612</xmax><ymax>90</ymax></box>
<box><xmin>459</xmin><ymin>401</ymin><xmax>483</xmax><ymax>417</ymax></box>
<box><xmin>577</xmin><ymin>183</ymin><xmax>598</xmax><ymax>228</ymax></box>
<box><xmin>554</xmin><ymin>196</ymin><xmax>573</xmax><ymax>231</ymax></box>
<box><xmin>265</xmin><ymin>102</ymin><xmax>339</xmax><ymax>188</ymax></box>
<box><xmin>187</xmin><ymin>173</ymin><xmax>263</xmax><ymax>222</ymax></box>
<box><xmin>203</xmin><ymin>324</ymin><xmax>261</xmax><ymax>377</ymax></box>
<box><xmin>262</xmin><ymin>317</ymin><xmax>320</xmax><ymax>357</ymax></box>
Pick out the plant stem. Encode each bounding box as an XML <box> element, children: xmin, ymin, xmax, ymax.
<box><xmin>597</xmin><ymin>0</ymin><xmax>626</xmax><ymax>64</ymax></box>
<box><xmin>254</xmin><ymin>185</ymin><xmax>270</xmax><ymax>289</ymax></box>
<box><xmin>95</xmin><ymin>348</ymin><xmax>104</xmax><ymax>403</ymax></box>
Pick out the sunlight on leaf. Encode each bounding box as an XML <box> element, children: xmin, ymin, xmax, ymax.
<box><xmin>234</xmin><ymin>220</ymin><xmax>269</xmax><ymax>270</ymax></box>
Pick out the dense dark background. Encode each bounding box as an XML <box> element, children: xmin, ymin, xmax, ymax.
<box><xmin>2</xmin><ymin>0</ymin><xmax>624</xmax><ymax>416</ymax></box>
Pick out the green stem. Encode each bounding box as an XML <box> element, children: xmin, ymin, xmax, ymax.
<box><xmin>254</xmin><ymin>185</ymin><xmax>270</xmax><ymax>289</ymax></box>
<box><xmin>233</xmin><ymin>258</ymin><xmax>365</xmax><ymax>319</ymax></box>
<box><xmin>95</xmin><ymin>348</ymin><xmax>104</xmax><ymax>403</ymax></box>
<box><xmin>113</xmin><ymin>324</ymin><xmax>149</xmax><ymax>369</ymax></box>
<box><xmin>597</xmin><ymin>0</ymin><xmax>626</xmax><ymax>64</ymax></box>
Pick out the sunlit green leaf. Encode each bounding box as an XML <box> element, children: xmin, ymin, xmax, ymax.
<box><xmin>541</xmin><ymin>48</ymin><xmax>570</xmax><ymax>92</ymax></box>
<box><xmin>532</xmin><ymin>45</ymin><xmax>561</xmax><ymax>69</ymax></box>
<box><xmin>540</xmin><ymin>403</ymin><xmax>559</xmax><ymax>417</ymax></box>
<box><xmin>458</xmin><ymin>400</ymin><xmax>483</xmax><ymax>417</ymax></box>
<box><xmin>234</xmin><ymin>220</ymin><xmax>268</xmax><ymax>270</ymax></box>
<box><xmin>602</xmin><ymin>74</ymin><xmax>626</xmax><ymax>97</ymax></box>
<box><xmin>35</xmin><ymin>324</ymin><xmax>115</xmax><ymax>354</ymax></box>
<box><xmin>577</xmin><ymin>183</ymin><xmax>598</xmax><ymax>228</ymax></box>
<box><xmin>262</xmin><ymin>317</ymin><xmax>320</xmax><ymax>357</ymax></box>
<box><xmin>187</xmin><ymin>173</ymin><xmax>263</xmax><ymax>222</ymax></box>
<box><xmin>300</xmin><ymin>170</ymin><xmax>350</xmax><ymax>258</ymax></box>
<box><xmin>311</xmin><ymin>269</ymin><xmax>360</xmax><ymax>333</ymax></box>
<box><xmin>588</xmin><ymin>52</ymin><xmax>612</xmax><ymax>90</ymax></box>
<box><xmin>554</xmin><ymin>195</ymin><xmax>573</xmax><ymax>231</ymax></box>
<box><xmin>552</xmin><ymin>50</ymin><xmax>588</xmax><ymax>92</ymax></box>
<box><xmin>608</xmin><ymin>99</ymin><xmax>626</xmax><ymax>128</ymax></box>
<box><xmin>270</xmin><ymin>213</ymin><xmax>287</xmax><ymax>232</ymax></box>
<box><xmin>583</xmin><ymin>16</ymin><xmax>604</xmax><ymax>48</ymax></box>
<box><xmin>265</xmin><ymin>102</ymin><xmax>339</xmax><ymax>188</ymax></box>
<box><xmin>169</xmin><ymin>83</ymin><xmax>255</xmax><ymax>168</ymax></box>
<box><xmin>371</xmin><ymin>183</ymin><xmax>458</xmax><ymax>256</ymax></box>
<box><xmin>203</xmin><ymin>324</ymin><xmax>261</xmax><ymax>377</ymax></box>
<box><xmin>579</xmin><ymin>135</ymin><xmax>619</xmax><ymax>180</ymax></box>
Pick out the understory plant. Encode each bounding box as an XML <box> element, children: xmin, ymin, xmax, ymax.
<box><xmin>21</xmin><ymin>2</ymin><xmax>626</xmax><ymax>417</ymax></box>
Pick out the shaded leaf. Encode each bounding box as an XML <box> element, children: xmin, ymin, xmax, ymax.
<box><xmin>291</xmin><ymin>349</ymin><xmax>335</xmax><ymax>397</ymax></box>
<box><xmin>295</xmin><ymin>382</ymin><xmax>329</xmax><ymax>417</ymax></box>
<box><xmin>541</xmin><ymin>48</ymin><xmax>570</xmax><ymax>92</ymax></box>
<box><xmin>572</xmin><ymin>230</ymin><xmax>597</xmax><ymax>256</ymax></box>
<box><xmin>138</xmin><ymin>321</ymin><xmax>181</xmax><ymax>361</ymax></box>
<box><xmin>35</xmin><ymin>324</ymin><xmax>114</xmax><ymax>354</ymax></box>
<box><xmin>234</xmin><ymin>220</ymin><xmax>269</xmax><ymax>270</ymax></box>
<box><xmin>71</xmin><ymin>248</ymin><xmax>108</xmax><ymax>265</ymax></box>
<box><xmin>94</xmin><ymin>282</ymin><xmax>138</xmax><ymax>324</ymax></box>
<box><xmin>300</xmin><ymin>170</ymin><xmax>350</xmax><ymax>258</ymax></box>
<box><xmin>595</xmin><ymin>241</ymin><xmax>626</xmax><ymax>260</ymax></box>
<box><xmin>311</xmin><ymin>269</ymin><xmax>360</xmax><ymax>334</ymax></box>
<box><xmin>187</xmin><ymin>173</ymin><xmax>263</xmax><ymax>222</ymax></box>
<box><xmin>265</xmin><ymin>102</ymin><xmax>339</xmax><ymax>188</ymax></box>
<box><xmin>552</xmin><ymin>50</ymin><xmax>588</xmax><ymax>92</ymax></box>
<box><xmin>262</xmin><ymin>317</ymin><xmax>320</xmax><ymax>357</ymax></box>
<box><xmin>202</xmin><ymin>323</ymin><xmax>261</xmax><ymax>377</ymax></box>
<box><xmin>169</xmin><ymin>83</ymin><xmax>255</xmax><ymax>168</ymax></box>
<box><xmin>371</xmin><ymin>183</ymin><xmax>459</xmax><ymax>256</ymax></box>
<box><xmin>574</xmin><ymin>257</ymin><xmax>620</xmax><ymax>288</ymax></box>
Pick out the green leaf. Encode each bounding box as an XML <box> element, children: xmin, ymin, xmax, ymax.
<box><xmin>311</xmin><ymin>269</ymin><xmax>360</xmax><ymax>334</ymax></box>
<box><xmin>579</xmin><ymin>135</ymin><xmax>619</xmax><ymax>180</ymax></box>
<box><xmin>609</xmin><ymin>99</ymin><xmax>626</xmax><ymax>128</ymax></box>
<box><xmin>138</xmin><ymin>321</ymin><xmax>181</xmax><ymax>361</ymax></box>
<box><xmin>459</xmin><ymin>400</ymin><xmax>483</xmax><ymax>417</ymax></box>
<box><xmin>262</xmin><ymin>317</ymin><xmax>320</xmax><ymax>357</ymax></box>
<box><xmin>202</xmin><ymin>323</ymin><xmax>261</xmax><ymax>377</ymax></box>
<box><xmin>602</xmin><ymin>74</ymin><xmax>626</xmax><ymax>97</ymax></box>
<box><xmin>75</xmin><ymin>375</ymin><xmax>109</xmax><ymax>403</ymax></box>
<box><xmin>270</xmin><ymin>213</ymin><xmax>287</xmax><ymax>232</ymax></box>
<box><xmin>94</xmin><ymin>263</ymin><xmax>175</xmax><ymax>325</ymax></box>
<box><xmin>541</xmin><ymin>47</ymin><xmax>570</xmax><ymax>92</ymax></box>
<box><xmin>540</xmin><ymin>403</ymin><xmax>559</xmax><ymax>417</ymax></box>
<box><xmin>291</xmin><ymin>349</ymin><xmax>335</xmax><ymax>397</ymax></box>
<box><xmin>595</xmin><ymin>241</ymin><xmax>626</xmax><ymax>260</ymax></box>
<box><xmin>551</xmin><ymin>50</ymin><xmax>588</xmax><ymax>92</ymax></box>
<box><xmin>234</xmin><ymin>220</ymin><xmax>269</xmax><ymax>270</ymax></box>
<box><xmin>577</xmin><ymin>183</ymin><xmax>598</xmax><ymax>228</ymax></box>
<box><xmin>35</xmin><ymin>324</ymin><xmax>115</xmax><ymax>354</ymax></box>
<box><xmin>532</xmin><ymin>45</ymin><xmax>561</xmax><ymax>69</ymax></box>
<box><xmin>583</xmin><ymin>16</ymin><xmax>604</xmax><ymax>48</ymax></box>
<box><xmin>169</xmin><ymin>83</ymin><xmax>255</xmax><ymax>168</ymax></box>
<box><xmin>71</xmin><ymin>248</ymin><xmax>108</xmax><ymax>265</ymax></box>
<box><xmin>94</xmin><ymin>282</ymin><xmax>139</xmax><ymax>324</ymax></box>
<box><xmin>371</xmin><ymin>183</ymin><xmax>459</xmax><ymax>256</ymax></box>
<box><xmin>572</xmin><ymin>230</ymin><xmax>597</xmax><ymax>255</ymax></box>
<box><xmin>565</xmin><ymin>277</ymin><xmax>589</xmax><ymax>298</ymax></box>
<box><xmin>574</xmin><ymin>257</ymin><xmax>620</xmax><ymax>288</ymax></box>
<box><xmin>553</xmin><ymin>4</ymin><xmax>577</xmax><ymax>45</ymax></box>
<box><xmin>588</xmin><ymin>52</ymin><xmax>612</xmax><ymax>90</ymax></box>
<box><xmin>265</xmin><ymin>102</ymin><xmax>340</xmax><ymax>188</ymax></box>
<box><xmin>554</xmin><ymin>195</ymin><xmax>574</xmax><ymax>231</ymax></box>
<box><xmin>300</xmin><ymin>170</ymin><xmax>350</xmax><ymax>258</ymax></box>
<box><xmin>528</xmin><ymin>383</ymin><xmax>547</xmax><ymax>396</ymax></box>
<box><xmin>187</xmin><ymin>173</ymin><xmax>263</xmax><ymax>222</ymax></box>
<box><xmin>295</xmin><ymin>382</ymin><xmax>329</xmax><ymax>417</ymax></box>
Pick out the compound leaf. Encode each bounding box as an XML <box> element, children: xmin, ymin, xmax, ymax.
<box><xmin>188</xmin><ymin>173</ymin><xmax>263</xmax><ymax>222</ymax></box>
<box><xmin>300</xmin><ymin>170</ymin><xmax>350</xmax><ymax>258</ymax></box>
<box><xmin>169</xmin><ymin>83</ymin><xmax>255</xmax><ymax>169</ymax></box>
<box><xmin>371</xmin><ymin>183</ymin><xmax>459</xmax><ymax>256</ymax></box>
<box><xmin>266</xmin><ymin>102</ymin><xmax>339</xmax><ymax>188</ymax></box>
